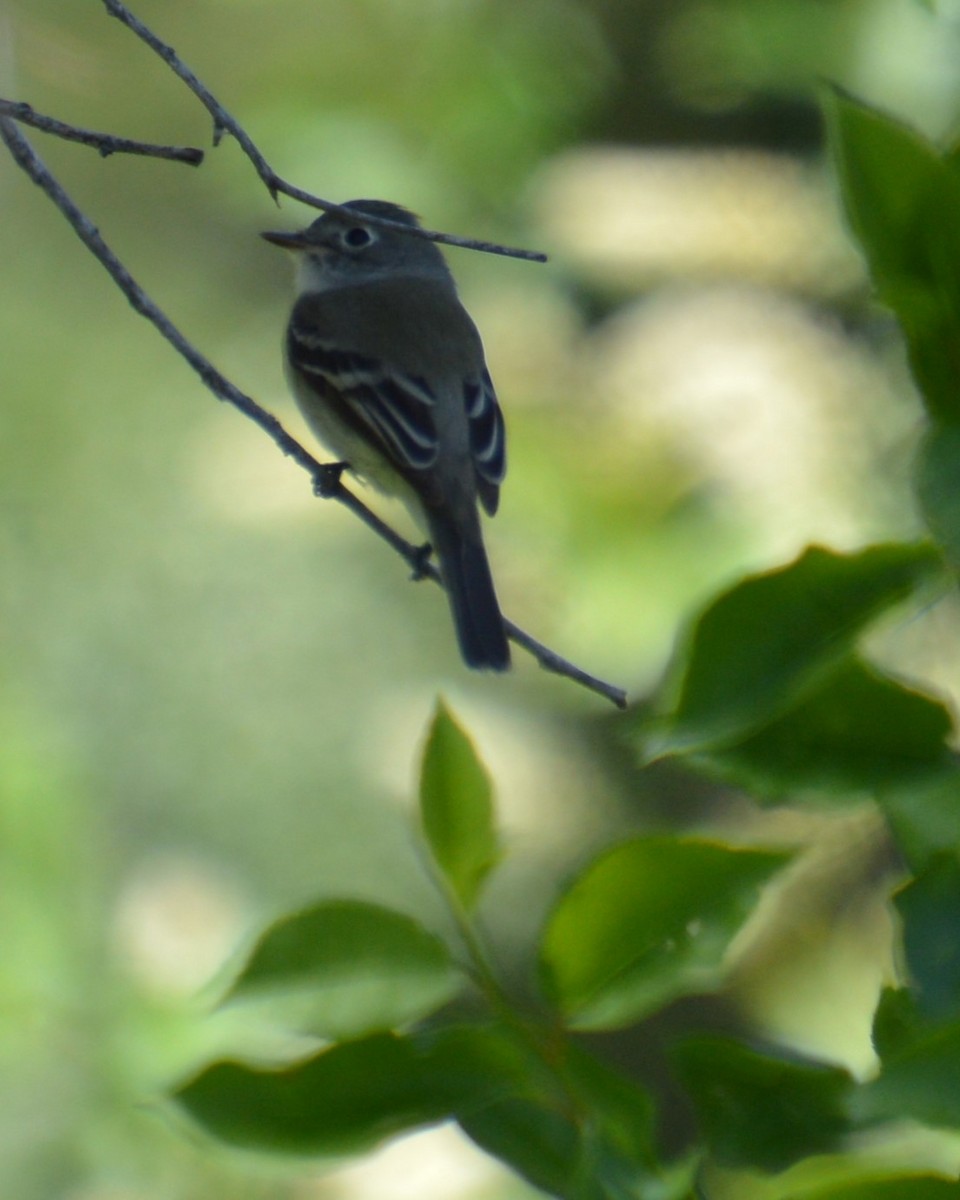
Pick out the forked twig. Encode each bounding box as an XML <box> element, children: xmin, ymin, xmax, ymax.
<box><xmin>0</xmin><ymin>98</ymin><xmax>204</xmax><ymax>163</ymax></box>
<box><xmin>101</xmin><ymin>0</ymin><xmax>547</xmax><ymax>265</ymax></box>
<box><xmin>0</xmin><ymin>116</ymin><xmax>627</xmax><ymax>708</ymax></box>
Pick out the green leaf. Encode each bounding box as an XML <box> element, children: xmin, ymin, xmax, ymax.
<box><xmin>419</xmin><ymin>700</ymin><xmax>501</xmax><ymax>911</ymax></box>
<box><xmin>854</xmin><ymin>1020</ymin><xmax>960</xmax><ymax>1130</ymax></box>
<box><xmin>825</xmin><ymin>88</ymin><xmax>953</xmax><ymax>288</ymax></box>
<box><xmin>795</xmin><ymin>1177</ymin><xmax>960</xmax><ymax>1200</ymax></box>
<box><xmin>430</xmin><ymin>1026</ymin><xmax>661</xmax><ymax>1200</ymax></box>
<box><xmin>174</xmin><ymin>1033</ymin><xmax>450</xmax><ymax>1156</ymax></box>
<box><xmin>224</xmin><ymin>900</ymin><xmax>461</xmax><ymax>1039</ymax></box>
<box><xmin>824</xmin><ymin>88</ymin><xmax>960</xmax><ymax>421</ymax></box>
<box><xmin>669</xmin><ymin>1035</ymin><xmax>853</xmax><ymax>1172</ymax></box>
<box><xmin>540</xmin><ymin>836</ymin><xmax>788</xmax><ymax>1029</ymax></box>
<box><xmin>690</xmin><ymin>658</ymin><xmax>954</xmax><ymax>800</ymax></box>
<box><xmin>916</xmin><ymin>422</ymin><xmax>960</xmax><ymax>565</ymax></box>
<box><xmin>424</xmin><ymin>1023</ymin><xmax>590</xmax><ymax>1199</ymax></box>
<box><xmin>896</xmin><ymin>855</ymin><xmax>960</xmax><ymax>1023</ymax></box>
<box><xmin>871</xmin><ymin>987</ymin><xmax>926</xmax><ymax>1062</ymax></box>
<box><xmin>460</xmin><ymin>1096</ymin><xmax>589</xmax><ymax>1200</ymax></box>
<box><xmin>560</xmin><ymin>1042</ymin><xmax>658</xmax><ymax>1174</ymax></box>
<box><xmin>649</xmin><ymin>544</ymin><xmax>938</xmax><ymax>755</ymax></box>
<box><xmin>877</xmin><ymin>764</ymin><xmax>960</xmax><ymax>870</ymax></box>
<box><xmin>423</xmin><ymin>1022</ymin><xmax>548</xmax><ymax>1093</ymax></box>
<box><xmin>462</xmin><ymin>1093</ymin><xmax>684</xmax><ymax>1200</ymax></box>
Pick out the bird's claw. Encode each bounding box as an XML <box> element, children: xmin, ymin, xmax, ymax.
<box><xmin>410</xmin><ymin>541</ymin><xmax>434</xmax><ymax>580</ymax></box>
<box><xmin>313</xmin><ymin>461</ymin><xmax>349</xmax><ymax>498</ymax></box>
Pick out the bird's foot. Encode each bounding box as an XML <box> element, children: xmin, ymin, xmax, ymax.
<box><xmin>410</xmin><ymin>541</ymin><xmax>434</xmax><ymax>580</ymax></box>
<box><xmin>313</xmin><ymin>461</ymin><xmax>349</xmax><ymax>498</ymax></box>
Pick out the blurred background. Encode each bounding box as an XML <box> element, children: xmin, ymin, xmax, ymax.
<box><xmin>3</xmin><ymin>1</ymin><xmax>960</xmax><ymax>1197</ymax></box>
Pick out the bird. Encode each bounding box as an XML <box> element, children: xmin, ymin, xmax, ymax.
<box><xmin>262</xmin><ymin>199</ymin><xmax>510</xmax><ymax>671</ymax></box>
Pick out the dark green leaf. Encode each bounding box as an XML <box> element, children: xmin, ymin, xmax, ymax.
<box><xmin>432</xmin><ymin>1026</ymin><xmax>661</xmax><ymax>1200</ymax></box>
<box><xmin>871</xmin><ymin>987</ymin><xmax>926</xmax><ymax>1062</ymax></box>
<box><xmin>419</xmin><ymin>700</ymin><xmax>500</xmax><ymax>910</ymax></box>
<box><xmin>854</xmin><ymin>1020</ymin><xmax>960</xmax><ymax>1129</ymax></box>
<box><xmin>896</xmin><ymin>855</ymin><xmax>960</xmax><ymax>1022</ymax></box>
<box><xmin>424</xmin><ymin>1023</ymin><xmax>593</xmax><ymax>1199</ymax></box>
<box><xmin>174</xmin><ymin>1033</ymin><xmax>450</xmax><ymax>1156</ymax></box>
<box><xmin>421</xmin><ymin>1022</ymin><xmax>558</xmax><ymax>1106</ymax></box>
<box><xmin>463</xmin><ymin>1094</ymin><xmax>684</xmax><ymax>1200</ymax></box>
<box><xmin>824</xmin><ymin>88</ymin><xmax>960</xmax><ymax>421</ymax></box>
<box><xmin>432</xmin><ymin>1028</ymin><xmax>652</xmax><ymax>1200</ymax></box>
<box><xmin>669</xmin><ymin>1034</ymin><xmax>853</xmax><ymax>1171</ymax></box>
<box><xmin>877</xmin><ymin>764</ymin><xmax>960</xmax><ymax>870</ymax></box>
<box><xmin>540</xmin><ymin>837</ymin><xmax>788</xmax><ymax>1029</ymax></box>
<box><xmin>649</xmin><ymin>544</ymin><xmax>938</xmax><ymax>755</ymax></box>
<box><xmin>460</xmin><ymin>1096</ymin><xmax>589</xmax><ymax>1200</ymax></box>
<box><xmin>916</xmin><ymin>422</ymin><xmax>960</xmax><ymax>564</ymax></box>
<box><xmin>690</xmin><ymin>657</ymin><xmax>953</xmax><ymax>800</ymax></box>
<box><xmin>225</xmin><ymin>900</ymin><xmax>461</xmax><ymax>1039</ymax></box>
<box><xmin>560</xmin><ymin>1042</ymin><xmax>657</xmax><ymax>1174</ymax></box>
<box><xmin>825</xmin><ymin>87</ymin><xmax>953</xmax><ymax>288</ymax></box>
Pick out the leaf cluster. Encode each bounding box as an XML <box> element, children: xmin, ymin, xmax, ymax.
<box><xmin>174</xmin><ymin>702</ymin><xmax>784</xmax><ymax>1198</ymax></box>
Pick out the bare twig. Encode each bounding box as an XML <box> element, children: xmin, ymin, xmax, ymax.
<box><xmin>0</xmin><ymin>116</ymin><xmax>627</xmax><ymax>709</ymax></box>
<box><xmin>0</xmin><ymin>98</ymin><xmax>203</xmax><ymax>163</ymax></box>
<box><xmin>100</xmin><ymin>0</ymin><xmax>547</xmax><ymax>265</ymax></box>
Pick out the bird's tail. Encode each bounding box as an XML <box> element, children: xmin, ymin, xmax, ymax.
<box><xmin>426</xmin><ymin>509</ymin><xmax>510</xmax><ymax>672</ymax></box>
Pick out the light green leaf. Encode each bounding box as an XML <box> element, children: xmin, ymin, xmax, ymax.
<box><xmin>419</xmin><ymin>700</ymin><xmax>500</xmax><ymax>911</ymax></box>
<box><xmin>225</xmin><ymin>900</ymin><xmax>461</xmax><ymax>1039</ymax></box>
<box><xmin>797</xmin><ymin>1180</ymin><xmax>960</xmax><ymax>1200</ymax></box>
<box><xmin>540</xmin><ymin>836</ymin><xmax>788</xmax><ymax>1029</ymax></box>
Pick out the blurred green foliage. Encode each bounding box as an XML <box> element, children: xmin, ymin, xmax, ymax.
<box><xmin>5</xmin><ymin>0</ymin><xmax>960</xmax><ymax>1197</ymax></box>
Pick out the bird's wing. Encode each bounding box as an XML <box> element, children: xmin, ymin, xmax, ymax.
<box><xmin>289</xmin><ymin>326</ymin><xmax>439</xmax><ymax>471</ymax></box>
<box><xmin>465</xmin><ymin>369</ymin><xmax>506</xmax><ymax>515</ymax></box>
<box><xmin>288</xmin><ymin>283</ymin><xmax>506</xmax><ymax>512</ymax></box>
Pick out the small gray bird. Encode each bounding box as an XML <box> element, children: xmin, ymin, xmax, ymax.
<box><xmin>263</xmin><ymin>200</ymin><xmax>510</xmax><ymax>671</ymax></box>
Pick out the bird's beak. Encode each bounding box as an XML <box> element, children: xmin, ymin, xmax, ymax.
<box><xmin>260</xmin><ymin>229</ymin><xmax>313</xmax><ymax>251</ymax></box>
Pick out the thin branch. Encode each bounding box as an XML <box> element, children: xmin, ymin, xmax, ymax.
<box><xmin>100</xmin><ymin>0</ymin><xmax>547</xmax><ymax>264</ymax></box>
<box><xmin>503</xmin><ymin>622</ymin><xmax>628</xmax><ymax>707</ymax></box>
<box><xmin>0</xmin><ymin>98</ymin><xmax>203</xmax><ymax>164</ymax></box>
<box><xmin>0</xmin><ymin>117</ymin><xmax>627</xmax><ymax>709</ymax></box>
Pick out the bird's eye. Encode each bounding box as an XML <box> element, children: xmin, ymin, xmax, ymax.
<box><xmin>343</xmin><ymin>226</ymin><xmax>373</xmax><ymax>248</ymax></box>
